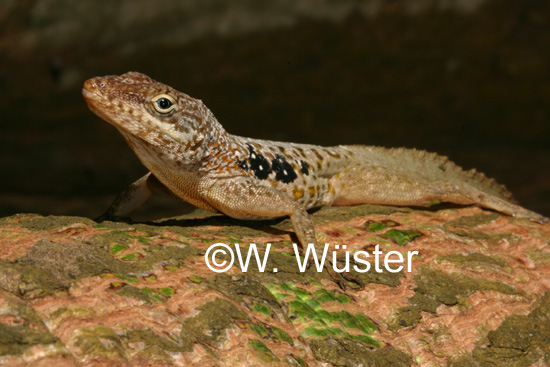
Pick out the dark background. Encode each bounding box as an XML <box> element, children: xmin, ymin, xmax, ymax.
<box><xmin>1</xmin><ymin>0</ymin><xmax>549</xmax><ymax>220</ymax></box>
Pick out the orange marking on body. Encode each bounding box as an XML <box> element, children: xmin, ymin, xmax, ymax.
<box><xmin>293</xmin><ymin>187</ymin><xmax>305</xmax><ymax>200</ymax></box>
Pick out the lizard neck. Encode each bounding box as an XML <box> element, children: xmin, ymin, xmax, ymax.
<box><xmin>124</xmin><ymin>103</ymin><xmax>237</xmax><ymax>175</ymax></box>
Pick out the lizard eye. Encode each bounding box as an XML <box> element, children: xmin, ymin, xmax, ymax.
<box><xmin>151</xmin><ymin>94</ymin><xmax>176</xmax><ymax>114</ymax></box>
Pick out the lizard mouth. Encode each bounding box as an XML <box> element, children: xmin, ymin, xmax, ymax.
<box><xmin>82</xmin><ymin>78</ymin><xmax>119</xmax><ymax>129</ymax></box>
<box><xmin>82</xmin><ymin>78</ymin><xmax>106</xmax><ymax>103</ymax></box>
<box><xmin>81</xmin><ymin>88</ymin><xmax>98</xmax><ymax>100</ymax></box>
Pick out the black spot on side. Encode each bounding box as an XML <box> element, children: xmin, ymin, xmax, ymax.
<box><xmin>272</xmin><ymin>155</ymin><xmax>298</xmax><ymax>184</ymax></box>
<box><xmin>300</xmin><ymin>160</ymin><xmax>310</xmax><ymax>175</ymax></box>
<box><xmin>247</xmin><ymin>144</ymin><xmax>271</xmax><ymax>180</ymax></box>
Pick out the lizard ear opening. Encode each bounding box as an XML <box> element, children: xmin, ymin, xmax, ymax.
<box><xmin>151</xmin><ymin>94</ymin><xmax>177</xmax><ymax>115</ymax></box>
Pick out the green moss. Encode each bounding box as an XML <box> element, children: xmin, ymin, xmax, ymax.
<box><xmin>387</xmin><ymin>306</ymin><xmax>423</xmax><ymax>331</ymax></box>
<box><xmin>209</xmin><ymin>274</ymin><xmax>285</xmax><ymax>319</ymax></box>
<box><xmin>49</xmin><ymin>305</ymin><xmax>95</xmax><ymax>321</ymax></box>
<box><xmin>525</xmin><ymin>246</ymin><xmax>550</xmax><ymax>265</ymax></box>
<box><xmin>364</xmin><ymin>219</ymin><xmax>400</xmax><ymax>232</ymax></box>
<box><xmin>250</xmin><ymin>323</ymin><xmax>269</xmax><ymax>338</ymax></box>
<box><xmin>137</xmin><ymin>237</ymin><xmax>149</xmax><ymax>244</ymax></box>
<box><xmin>2</xmin><ymin>298</ymin><xmax>51</xmax><ymax>329</ymax></box>
<box><xmin>109</xmin><ymin>281</ymin><xmax>126</xmax><ymax>289</ymax></box>
<box><xmin>120</xmin><ymin>253</ymin><xmax>141</xmax><ymax>261</ymax></box>
<box><xmin>381</xmin><ymin>229</ymin><xmax>422</xmax><ymax>245</ymax></box>
<box><xmin>365</xmin><ymin>221</ymin><xmax>388</xmax><ymax>232</ymax></box>
<box><xmin>285</xmin><ymin>354</ymin><xmax>307</xmax><ymax>366</ymax></box>
<box><xmin>309</xmin><ymin>338</ymin><xmax>411</xmax><ymax>367</ymax></box>
<box><xmin>251</xmin><ymin>301</ymin><xmax>272</xmax><ymax>316</ymax></box>
<box><xmin>158</xmin><ymin>287</ymin><xmax>175</xmax><ymax>297</ymax></box>
<box><xmin>0</xmin><ymin>233</ymin><xmax>199</xmax><ymax>301</ymax></box>
<box><xmin>124</xmin><ymin>328</ymin><xmax>187</xmax><ymax>360</ymax></box>
<box><xmin>437</xmin><ymin>252</ymin><xmax>510</xmax><ymax>270</ymax></box>
<box><xmin>0</xmin><ymin>299</ymin><xmax>66</xmax><ymax>356</ymax></box>
<box><xmin>109</xmin><ymin>243</ymin><xmax>128</xmax><ymax>254</ymax></box>
<box><xmin>0</xmin><ymin>260</ymin><xmax>67</xmax><ymax>299</ymax></box>
<box><xmin>248</xmin><ymin>322</ymin><xmax>294</xmax><ymax>346</ymax></box>
<box><xmin>269</xmin><ymin>282</ymin><xmax>379</xmax><ymax>348</ymax></box>
<box><xmin>180</xmin><ymin>298</ymin><xmax>248</xmax><ymax>349</ymax></box>
<box><xmin>445</xmin><ymin>213</ymin><xmax>500</xmax><ymax>228</ymax></box>
<box><xmin>0</xmin><ymin>324</ymin><xmax>60</xmax><ymax>356</ymax></box>
<box><xmin>314</xmin><ymin>288</ymin><xmax>350</xmax><ymax>304</ymax></box>
<box><xmin>249</xmin><ymin>339</ymin><xmax>279</xmax><ymax>363</ymax></box>
<box><xmin>414</xmin><ymin>267</ymin><xmax>521</xmax><ymax>307</ymax></box>
<box><xmin>409</xmin><ymin>293</ymin><xmax>441</xmax><ymax>314</ymax></box>
<box><xmin>141</xmin><ymin>287</ymin><xmax>163</xmax><ymax>302</ymax></box>
<box><xmin>118</xmin><ymin>275</ymin><xmax>138</xmax><ymax>283</ymax></box>
<box><xmin>73</xmin><ymin>326</ymin><xmax>126</xmax><ymax>359</ymax></box>
<box><xmin>143</xmin><ymin>274</ymin><xmax>157</xmax><ymax>281</ymax></box>
<box><xmin>271</xmin><ymin>326</ymin><xmax>293</xmax><ymax>345</ymax></box>
<box><xmin>116</xmin><ymin>285</ymin><xmax>155</xmax><ymax>304</ymax></box>
<box><xmin>390</xmin><ymin>266</ymin><xmax>524</xmax><ymax>330</ymax></box>
<box><xmin>12</xmin><ymin>214</ymin><xmax>96</xmax><ymax>231</ymax></box>
<box><xmin>188</xmin><ymin>275</ymin><xmax>204</xmax><ymax>283</ymax></box>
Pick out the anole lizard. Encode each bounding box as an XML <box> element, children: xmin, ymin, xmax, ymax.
<box><xmin>82</xmin><ymin>72</ymin><xmax>548</xmax><ymax>266</ymax></box>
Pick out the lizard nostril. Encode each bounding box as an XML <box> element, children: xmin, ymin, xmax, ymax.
<box><xmin>99</xmin><ymin>82</ymin><xmax>106</xmax><ymax>88</ymax></box>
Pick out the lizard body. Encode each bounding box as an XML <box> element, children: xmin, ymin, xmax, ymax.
<box><xmin>82</xmin><ymin>72</ymin><xmax>548</xmax><ymax>249</ymax></box>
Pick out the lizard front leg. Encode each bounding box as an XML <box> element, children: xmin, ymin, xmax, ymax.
<box><xmin>97</xmin><ymin>172</ymin><xmax>173</xmax><ymax>222</ymax></box>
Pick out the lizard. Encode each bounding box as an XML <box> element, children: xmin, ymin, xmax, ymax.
<box><xmin>82</xmin><ymin>71</ymin><xmax>549</xmax><ymax>280</ymax></box>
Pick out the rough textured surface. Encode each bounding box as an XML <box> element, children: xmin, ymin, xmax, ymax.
<box><xmin>1</xmin><ymin>205</ymin><xmax>549</xmax><ymax>366</ymax></box>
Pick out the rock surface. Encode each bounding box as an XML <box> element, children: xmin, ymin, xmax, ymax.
<box><xmin>1</xmin><ymin>205</ymin><xmax>549</xmax><ymax>366</ymax></box>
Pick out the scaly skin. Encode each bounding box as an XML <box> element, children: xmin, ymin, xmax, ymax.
<box><xmin>82</xmin><ymin>72</ymin><xmax>549</xmax><ymax>255</ymax></box>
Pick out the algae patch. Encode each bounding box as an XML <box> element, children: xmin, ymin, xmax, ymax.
<box><xmin>180</xmin><ymin>297</ymin><xmax>248</xmax><ymax>349</ymax></box>
<box><xmin>389</xmin><ymin>266</ymin><xmax>522</xmax><ymax>330</ymax></box>
<box><xmin>453</xmin><ymin>293</ymin><xmax>550</xmax><ymax>367</ymax></box>
<box><xmin>414</xmin><ymin>266</ymin><xmax>520</xmax><ymax>307</ymax></box>
<box><xmin>437</xmin><ymin>252</ymin><xmax>510</xmax><ymax>271</ymax></box>
<box><xmin>0</xmin><ymin>298</ymin><xmax>64</xmax><ymax>357</ymax></box>
<box><xmin>0</xmin><ymin>324</ymin><xmax>60</xmax><ymax>356</ymax></box>
<box><xmin>267</xmin><ymin>282</ymin><xmax>379</xmax><ymax>347</ymax></box>
<box><xmin>309</xmin><ymin>338</ymin><xmax>411</xmax><ymax>367</ymax></box>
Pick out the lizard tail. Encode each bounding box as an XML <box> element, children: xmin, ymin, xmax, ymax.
<box><xmin>347</xmin><ymin>146</ymin><xmax>517</xmax><ymax>203</ymax></box>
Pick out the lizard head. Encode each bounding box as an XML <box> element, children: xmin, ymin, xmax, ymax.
<box><xmin>82</xmin><ymin>72</ymin><xmax>217</xmax><ymax>164</ymax></box>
